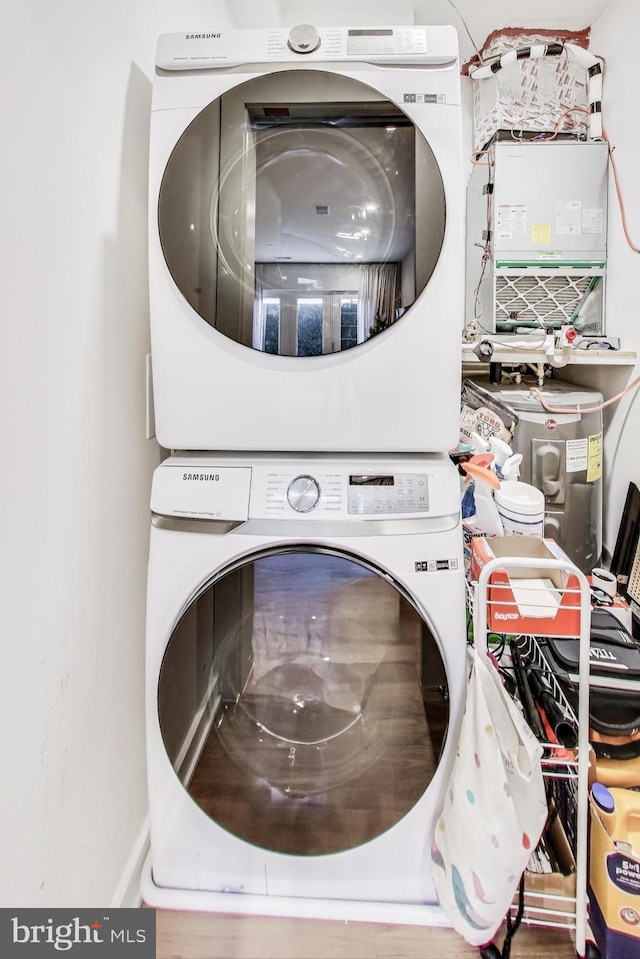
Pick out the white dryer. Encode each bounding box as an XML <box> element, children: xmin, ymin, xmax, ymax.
<box><xmin>148</xmin><ymin>25</ymin><xmax>464</xmax><ymax>453</ymax></box>
<box><xmin>143</xmin><ymin>451</ymin><xmax>466</xmax><ymax>923</ymax></box>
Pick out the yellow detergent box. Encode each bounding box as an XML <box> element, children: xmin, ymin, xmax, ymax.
<box><xmin>589</xmin><ymin>784</ymin><xmax>640</xmax><ymax>958</ymax></box>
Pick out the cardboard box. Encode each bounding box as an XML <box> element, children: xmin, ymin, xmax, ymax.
<box><xmin>589</xmin><ymin>792</ymin><xmax>640</xmax><ymax>958</ymax></box>
<box><xmin>524</xmin><ymin>814</ymin><xmax>576</xmax><ymax>917</ymax></box>
<box><xmin>470</xmin><ymin>535</ymin><xmax>581</xmax><ymax>637</ymax></box>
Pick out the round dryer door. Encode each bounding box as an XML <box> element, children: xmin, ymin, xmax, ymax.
<box><xmin>158</xmin><ymin>70</ymin><xmax>445</xmax><ymax>357</ymax></box>
<box><xmin>158</xmin><ymin>548</ymin><xmax>450</xmax><ymax>856</ymax></box>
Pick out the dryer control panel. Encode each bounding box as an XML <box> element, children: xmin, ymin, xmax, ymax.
<box><xmin>156</xmin><ymin>25</ymin><xmax>458</xmax><ymax>71</ymax></box>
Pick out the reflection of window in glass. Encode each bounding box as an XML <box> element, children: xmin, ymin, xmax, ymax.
<box><xmin>263</xmin><ymin>298</ymin><xmax>280</xmax><ymax>355</ymax></box>
<box><xmin>297</xmin><ymin>298</ymin><xmax>323</xmax><ymax>356</ymax></box>
<box><xmin>259</xmin><ymin>292</ymin><xmax>358</xmax><ymax>356</ymax></box>
<box><xmin>340</xmin><ymin>297</ymin><xmax>358</xmax><ymax>351</ymax></box>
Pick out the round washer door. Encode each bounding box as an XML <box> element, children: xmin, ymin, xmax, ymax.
<box><xmin>158</xmin><ymin>70</ymin><xmax>445</xmax><ymax>357</ymax></box>
<box><xmin>158</xmin><ymin>547</ymin><xmax>450</xmax><ymax>856</ymax></box>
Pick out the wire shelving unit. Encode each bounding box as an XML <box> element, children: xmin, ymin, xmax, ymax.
<box><xmin>470</xmin><ymin>554</ymin><xmax>593</xmax><ymax>958</ymax></box>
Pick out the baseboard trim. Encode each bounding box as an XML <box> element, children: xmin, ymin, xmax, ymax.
<box><xmin>112</xmin><ymin>817</ymin><xmax>151</xmax><ymax>908</ymax></box>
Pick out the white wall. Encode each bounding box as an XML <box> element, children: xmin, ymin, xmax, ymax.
<box><xmin>0</xmin><ymin>0</ymin><xmax>230</xmax><ymax>908</ymax></box>
<box><xmin>575</xmin><ymin>0</ymin><xmax>640</xmax><ymax>553</ymax></box>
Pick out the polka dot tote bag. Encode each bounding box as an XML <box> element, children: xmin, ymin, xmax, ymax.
<box><xmin>432</xmin><ymin>648</ymin><xmax>548</xmax><ymax>947</ymax></box>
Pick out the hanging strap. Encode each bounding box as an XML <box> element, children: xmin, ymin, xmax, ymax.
<box><xmin>479</xmin><ymin>875</ymin><xmax>526</xmax><ymax>959</ymax></box>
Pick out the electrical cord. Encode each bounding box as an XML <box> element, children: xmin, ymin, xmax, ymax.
<box><xmin>446</xmin><ymin>0</ymin><xmax>484</xmax><ymax>64</ymax></box>
<box><xmin>529</xmin><ymin>376</ymin><xmax>640</xmax><ymax>415</ymax></box>
<box><xmin>508</xmin><ymin>104</ymin><xmax>640</xmax><ymax>254</ymax></box>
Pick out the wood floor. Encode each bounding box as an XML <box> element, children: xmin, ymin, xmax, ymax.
<box><xmin>154</xmin><ymin>908</ymin><xmax>578</xmax><ymax>958</ymax></box>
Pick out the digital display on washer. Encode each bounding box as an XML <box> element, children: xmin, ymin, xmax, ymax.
<box><xmin>348</xmin><ymin>473</ymin><xmax>428</xmax><ymax>514</ymax></box>
<box><xmin>349</xmin><ymin>475</ymin><xmax>394</xmax><ymax>486</ymax></box>
<box><xmin>348</xmin><ymin>30</ymin><xmax>394</xmax><ymax>37</ymax></box>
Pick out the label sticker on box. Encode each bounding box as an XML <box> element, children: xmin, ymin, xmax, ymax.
<box><xmin>566</xmin><ymin>438</ymin><xmax>588</xmax><ymax>472</ymax></box>
<box><xmin>532</xmin><ymin>223</ymin><xmax>552</xmax><ymax>244</ymax></box>
<box><xmin>555</xmin><ymin>200</ymin><xmax>582</xmax><ymax>235</ymax></box>
<box><xmin>497</xmin><ymin>205</ymin><xmax>527</xmax><ymax>239</ymax></box>
<box><xmin>587</xmin><ymin>432</ymin><xmax>603</xmax><ymax>482</ymax></box>
<box><xmin>582</xmin><ymin>206</ymin><xmax>604</xmax><ymax>234</ymax></box>
<box><xmin>565</xmin><ymin>434</ymin><xmax>603</xmax><ymax>479</ymax></box>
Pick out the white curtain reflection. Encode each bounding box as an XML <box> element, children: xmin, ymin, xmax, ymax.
<box><xmin>357</xmin><ymin>263</ymin><xmax>400</xmax><ymax>339</ymax></box>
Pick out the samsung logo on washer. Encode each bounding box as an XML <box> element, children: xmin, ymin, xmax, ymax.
<box><xmin>183</xmin><ymin>473</ymin><xmax>220</xmax><ymax>481</ymax></box>
<box><xmin>185</xmin><ymin>33</ymin><xmax>221</xmax><ymax>39</ymax></box>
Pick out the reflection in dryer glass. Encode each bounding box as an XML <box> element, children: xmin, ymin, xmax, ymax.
<box><xmin>158</xmin><ymin>550</ymin><xmax>449</xmax><ymax>855</ymax></box>
<box><xmin>158</xmin><ymin>70</ymin><xmax>445</xmax><ymax>356</ymax></box>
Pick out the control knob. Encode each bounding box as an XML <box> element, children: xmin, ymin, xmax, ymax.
<box><xmin>287</xmin><ymin>475</ymin><xmax>321</xmax><ymax>512</ymax></box>
<box><xmin>288</xmin><ymin>24</ymin><xmax>321</xmax><ymax>54</ymax></box>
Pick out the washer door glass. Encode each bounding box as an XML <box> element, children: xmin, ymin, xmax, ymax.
<box><xmin>158</xmin><ymin>548</ymin><xmax>450</xmax><ymax>856</ymax></box>
<box><xmin>158</xmin><ymin>70</ymin><xmax>445</xmax><ymax>355</ymax></box>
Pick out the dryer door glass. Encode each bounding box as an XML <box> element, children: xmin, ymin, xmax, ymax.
<box><xmin>158</xmin><ymin>70</ymin><xmax>445</xmax><ymax>356</ymax></box>
<box><xmin>158</xmin><ymin>548</ymin><xmax>450</xmax><ymax>856</ymax></box>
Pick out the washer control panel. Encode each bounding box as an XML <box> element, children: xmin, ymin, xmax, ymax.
<box><xmin>151</xmin><ymin>457</ymin><xmax>453</xmax><ymax>523</ymax></box>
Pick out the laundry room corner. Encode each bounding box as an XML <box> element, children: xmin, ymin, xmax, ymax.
<box><xmin>564</xmin><ymin>0</ymin><xmax>640</xmax><ymax>558</ymax></box>
<box><xmin>0</xmin><ymin>0</ymin><xmax>230</xmax><ymax>910</ymax></box>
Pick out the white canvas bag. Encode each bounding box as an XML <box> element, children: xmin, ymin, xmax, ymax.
<box><xmin>432</xmin><ymin>648</ymin><xmax>548</xmax><ymax>946</ymax></box>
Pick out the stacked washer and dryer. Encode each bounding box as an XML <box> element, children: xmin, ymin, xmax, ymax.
<box><xmin>143</xmin><ymin>24</ymin><xmax>467</xmax><ymax>925</ymax></box>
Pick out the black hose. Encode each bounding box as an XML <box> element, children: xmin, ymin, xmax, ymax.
<box><xmin>527</xmin><ymin>667</ymin><xmax>578</xmax><ymax>749</ymax></box>
<box><xmin>511</xmin><ymin>641</ymin><xmax>545</xmax><ymax>740</ymax></box>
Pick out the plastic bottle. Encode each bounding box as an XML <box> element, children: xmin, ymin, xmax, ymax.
<box><xmin>495</xmin><ymin>481</ymin><xmax>544</xmax><ymax>536</ymax></box>
<box><xmin>463</xmin><ymin>465</ymin><xmax>504</xmax><ymax>537</ymax></box>
<box><xmin>488</xmin><ymin>436</ymin><xmax>513</xmax><ymax>468</ymax></box>
<box><xmin>592</xmin><ymin>783</ymin><xmax>640</xmax><ymax>857</ymax></box>
<box><xmin>500</xmin><ymin>453</ymin><xmax>523</xmax><ymax>482</ymax></box>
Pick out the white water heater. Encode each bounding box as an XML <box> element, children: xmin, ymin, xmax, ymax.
<box><xmin>464</xmin><ymin>378</ymin><xmax>603</xmax><ymax>572</ymax></box>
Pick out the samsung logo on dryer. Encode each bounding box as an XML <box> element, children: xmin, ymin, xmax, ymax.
<box><xmin>185</xmin><ymin>33</ymin><xmax>221</xmax><ymax>40</ymax></box>
<box><xmin>183</xmin><ymin>472</ymin><xmax>220</xmax><ymax>481</ymax></box>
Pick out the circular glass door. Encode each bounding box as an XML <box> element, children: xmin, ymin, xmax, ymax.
<box><xmin>158</xmin><ymin>70</ymin><xmax>445</xmax><ymax>355</ymax></box>
<box><xmin>158</xmin><ymin>548</ymin><xmax>450</xmax><ymax>855</ymax></box>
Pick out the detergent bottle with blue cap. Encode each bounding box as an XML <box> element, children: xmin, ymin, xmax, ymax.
<box><xmin>589</xmin><ymin>783</ymin><xmax>640</xmax><ymax>957</ymax></box>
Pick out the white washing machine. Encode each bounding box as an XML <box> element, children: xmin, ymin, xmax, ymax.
<box><xmin>148</xmin><ymin>25</ymin><xmax>464</xmax><ymax>453</ymax></box>
<box><xmin>143</xmin><ymin>452</ymin><xmax>466</xmax><ymax>924</ymax></box>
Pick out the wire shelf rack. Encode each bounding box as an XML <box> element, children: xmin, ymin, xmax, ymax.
<box><xmin>468</xmin><ymin>554</ymin><xmax>592</xmax><ymax>955</ymax></box>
